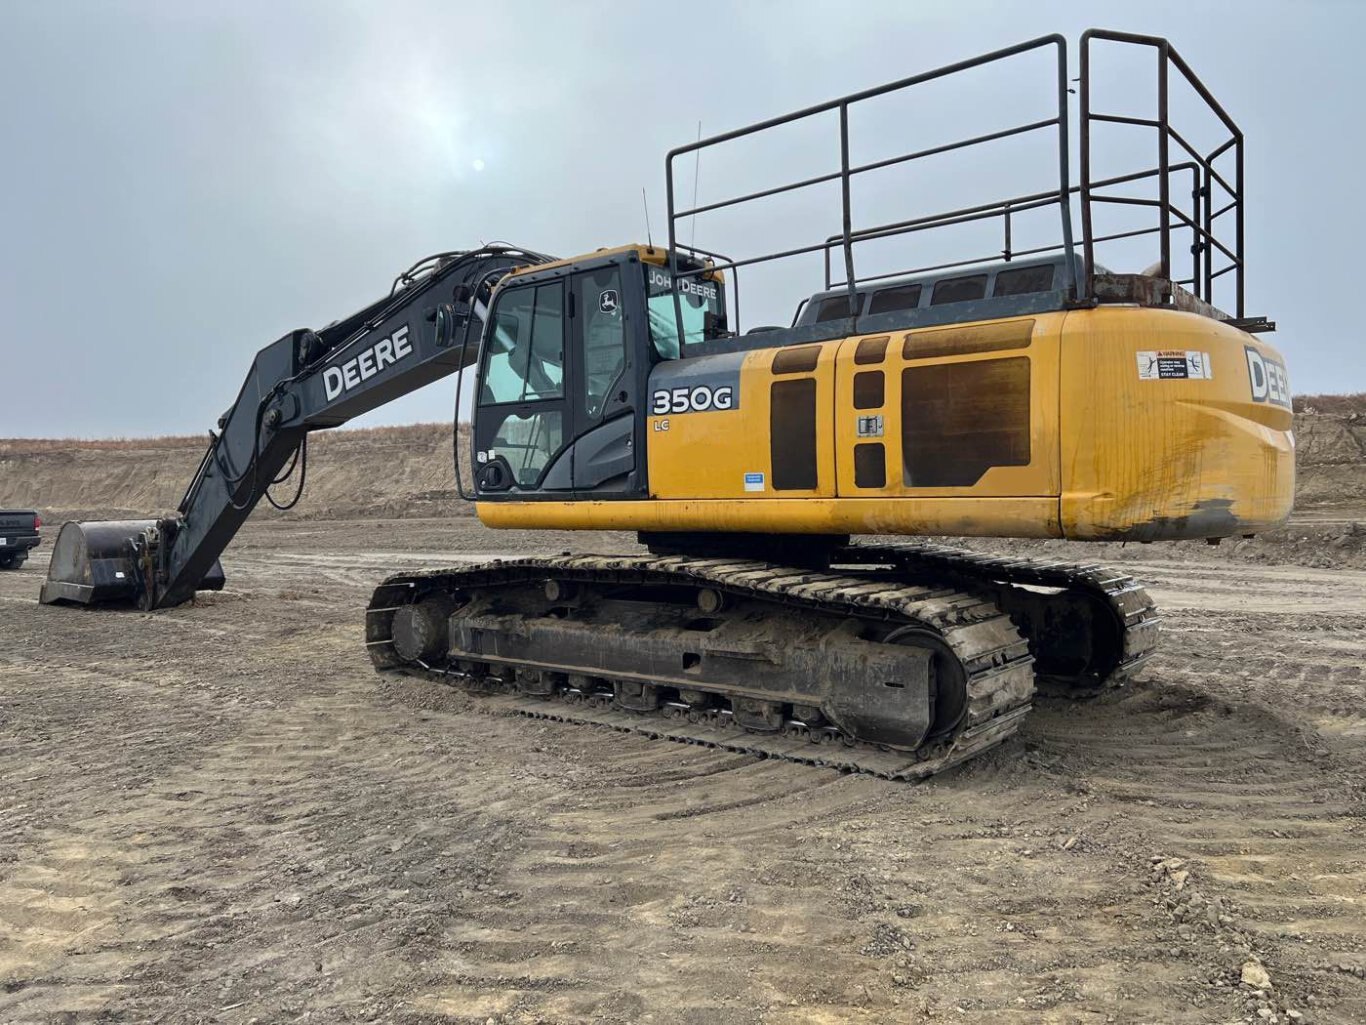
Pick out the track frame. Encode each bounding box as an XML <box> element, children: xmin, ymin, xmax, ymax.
<box><xmin>367</xmin><ymin>550</ymin><xmax>1045</xmax><ymax>778</ymax></box>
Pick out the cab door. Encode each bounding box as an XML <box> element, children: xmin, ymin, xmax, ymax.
<box><xmin>473</xmin><ymin>260</ymin><xmax>643</xmax><ymax>497</ymax></box>
<box><xmin>568</xmin><ymin>264</ymin><xmax>637</xmax><ymax>492</ymax></box>
<box><xmin>473</xmin><ymin>280</ymin><xmax>571</xmax><ymax>493</ymax></box>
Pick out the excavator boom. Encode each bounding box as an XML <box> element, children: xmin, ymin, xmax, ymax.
<box><xmin>40</xmin><ymin>246</ymin><xmax>552</xmax><ymax>609</ymax></box>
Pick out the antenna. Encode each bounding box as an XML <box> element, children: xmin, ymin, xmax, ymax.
<box><xmin>641</xmin><ymin>187</ymin><xmax>653</xmax><ymax>250</ymax></box>
<box><xmin>690</xmin><ymin>120</ymin><xmax>702</xmax><ymax>247</ymax></box>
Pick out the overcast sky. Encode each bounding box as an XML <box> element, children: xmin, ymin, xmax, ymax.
<box><xmin>1</xmin><ymin>0</ymin><xmax>1361</xmax><ymax>438</ymax></box>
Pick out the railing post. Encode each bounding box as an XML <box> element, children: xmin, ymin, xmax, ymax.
<box><xmin>1078</xmin><ymin>34</ymin><xmax>1093</xmax><ymax>302</ymax></box>
<box><xmin>665</xmin><ymin>154</ymin><xmax>686</xmax><ymax>342</ymax></box>
<box><xmin>839</xmin><ymin>103</ymin><xmax>858</xmax><ymax>323</ymax></box>
<box><xmin>1054</xmin><ymin>36</ymin><xmax>1075</xmax><ymax>299</ymax></box>
<box><xmin>1157</xmin><ymin>42</ymin><xmax>1172</xmax><ymax>299</ymax></box>
<box><xmin>1203</xmin><ymin>165</ymin><xmax>1213</xmax><ymax>302</ymax></box>
<box><xmin>1190</xmin><ymin>165</ymin><xmax>1202</xmax><ymax>297</ymax></box>
<box><xmin>732</xmin><ymin>267</ymin><xmax>742</xmax><ymax>334</ymax></box>
<box><xmin>1235</xmin><ymin>138</ymin><xmax>1245</xmax><ymax>318</ymax></box>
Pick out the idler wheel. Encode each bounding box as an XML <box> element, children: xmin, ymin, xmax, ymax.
<box><xmin>696</xmin><ymin>588</ymin><xmax>725</xmax><ymax>614</ymax></box>
<box><xmin>884</xmin><ymin>625</ymin><xmax>967</xmax><ymax>741</ymax></box>
<box><xmin>392</xmin><ymin>597</ymin><xmax>455</xmax><ymax>663</ymax></box>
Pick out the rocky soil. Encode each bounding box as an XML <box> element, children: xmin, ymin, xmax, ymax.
<box><xmin>3</xmin><ymin>517</ymin><xmax>1365</xmax><ymax>1024</ymax></box>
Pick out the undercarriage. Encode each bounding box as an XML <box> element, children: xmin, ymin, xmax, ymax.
<box><xmin>366</xmin><ymin>543</ymin><xmax>1158</xmax><ymax>779</ymax></box>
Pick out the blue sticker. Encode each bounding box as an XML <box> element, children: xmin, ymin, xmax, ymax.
<box><xmin>743</xmin><ymin>472</ymin><xmax>765</xmax><ymax>493</ymax></box>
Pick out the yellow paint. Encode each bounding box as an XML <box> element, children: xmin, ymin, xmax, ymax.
<box><xmin>831</xmin><ymin>316</ymin><xmax>1059</xmax><ymax>499</ymax></box>
<box><xmin>1058</xmin><ymin>307</ymin><xmax>1294</xmax><ymax>540</ymax></box>
<box><xmin>478</xmin><ymin>496</ymin><xmax>1061</xmax><ymax>538</ymax></box>
<box><xmin>648</xmin><ymin>344</ymin><xmax>838</xmax><ymax>499</ymax></box>
<box><xmin>508</xmin><ymin>243</ymin><xmax>669</xmax><ymax>278</ymax></box>
<box><xmin>507</xmin><ymin>242</ymin><xmax>723</xmax><ymax>282</ymax></box>
<box><xmin>477</xmin><ymin>306</ymin><xmax>1294</xmax><ymax>542</ymax></box>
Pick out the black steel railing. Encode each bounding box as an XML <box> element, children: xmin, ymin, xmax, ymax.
<box><xmin>662</xmin><ymin>29</ymin><xmax>1248</xmax><ymax>338</ymax></box>
<box><xmin>819</xmin><ymin>161</ymin><xmax>1206</xmax><ymax>291</ymax></box>
<box><xmin>665</xmin><ymin>34</ymin><xmax>1073</xmax><ymax>332</ymax></box>
<box><xmin>1080</xmin><ymin>28</ymin><xmax>1245</xmax><ymax>317</ymax></box>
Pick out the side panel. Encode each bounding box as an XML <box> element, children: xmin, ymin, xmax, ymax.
<box><xmin>1058</xmin><ymin>308</ymin><xmax>1295</xmax><ymax>540</ymax></box>
<box><xmin>645</xmin><ymin>344</ymin><xmax>838</xmax><ymax>500</ymax></box>
<box><xmin>482</xmin><ymin>319</ymin><xmax>1063</xmax><ymax>537</ymax></box>
<box><xmin>832</xmin><ymin>316</ymin><xmax>1061</xmax><ymax>499</ymax></box>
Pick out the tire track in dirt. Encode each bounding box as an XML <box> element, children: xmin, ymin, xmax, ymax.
<box><xmin>0</xmin><ymin>660</ymin><xmax>241</xmax><ymax>1015</ymax></box>
<box><xmin>383</xmin><ymin>679</ymin><xmax>1302</xmax><ymax>1023</ymax></box>
<box><xmin>4</xmin><ymin>519</ymin><xmax>1366</xmax><ymax>1023</ymax></box>
<box><xmin>1027</xmin><ymin>674</ymin><xmax>1366</xmax><ymax>1023</ymax></box>
<box><xmin>1</xmin><ymin>663</ymin><xmax>550</xmax><ymax>1022</ymax></box>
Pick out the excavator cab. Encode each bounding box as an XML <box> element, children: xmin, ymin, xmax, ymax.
<box><xmin>469</xmin><ymin>246</ymin><xmax>724</xmax><ymax>500</ymax></box>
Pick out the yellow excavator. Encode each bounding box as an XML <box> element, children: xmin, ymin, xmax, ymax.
<box><xmin>41</xmin><ymin>30</ymin><xmax>1293</xmax><ymax>777</ymax></box>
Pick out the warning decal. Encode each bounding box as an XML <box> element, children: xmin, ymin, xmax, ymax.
<box><xmin>1137</xmin><ymin>350</ymin><xmax>1213</xmax><ymax>381</ymax></box>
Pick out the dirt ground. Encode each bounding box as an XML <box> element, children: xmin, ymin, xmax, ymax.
<box><xmin>3</xmin><ymin>515</ymin><xmax>1365</xmax><ymax>1025</ymax></box>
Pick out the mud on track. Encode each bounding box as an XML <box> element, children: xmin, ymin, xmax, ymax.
<box><xmin>3</xmin><ymin>518</ymin><xmax>1365</xmax><ymax>1024</ymax></box>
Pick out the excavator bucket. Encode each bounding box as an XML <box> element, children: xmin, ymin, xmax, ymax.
<box><xmin>39</xmin><ymin>520</ymin><xmax>225</xmax><ymax>607</ymax></box>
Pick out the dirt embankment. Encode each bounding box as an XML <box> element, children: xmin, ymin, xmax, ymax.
<box><xmin>0</xmin><ymin>424</ymin><xmax>474</xmax><ymax>523</ymax></box>
<box><xmin>1292</xmin><ymin>401</ymin><xmax>1366</xmax><ymax>510</ymax></box>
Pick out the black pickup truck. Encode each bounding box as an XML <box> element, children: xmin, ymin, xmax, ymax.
<box><xmin>0</xmin><ymin>510</ymin><xmax>42</xmax><ymax>569</ymax></box>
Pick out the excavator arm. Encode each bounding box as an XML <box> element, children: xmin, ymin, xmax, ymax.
<box><xmin>41</xmin><ymin>245</ymin><xmax>553</xmax><ymax>609</ymax></box>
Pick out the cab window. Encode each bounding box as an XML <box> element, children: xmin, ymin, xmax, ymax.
<box><xmin>645</xmin><ymin>264</ymin><xmax>722</xmax><ymax>359</ymax></box>
<box><xmin>480</xmin><ymin>282</ymin><xmax>564</xmax><ymax>404</ymax></box>
<box><xmin>490</xmin><ymin>410</ymin><xmax>563</xmax><ymax>488</ymax></box>
<box><xmin>572</xmin><ymin>267</ymin><xmax>626</xmax><ymax>418</ymax></box>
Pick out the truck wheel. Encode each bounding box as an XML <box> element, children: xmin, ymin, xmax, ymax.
<box><xmin>0</xmin><ymin>555</ymin><xmax>14</xmax><ymax>570</ymax></box>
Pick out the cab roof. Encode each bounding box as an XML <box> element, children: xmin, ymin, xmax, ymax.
<box><xmin>508</xmin><ymin>243</ymin><xmax>670</xmax><ymax>278</ymax></box>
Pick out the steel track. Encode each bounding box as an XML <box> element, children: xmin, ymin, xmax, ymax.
<box><xmin>832</xmin><ymin>541</ymin><xmax>1161</xmax><ymax>690</ymax></box>
<box><xmin>365</xmin><ymin>543</ymin><xmax>1156</xmax><ymax>779</ymax></box>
